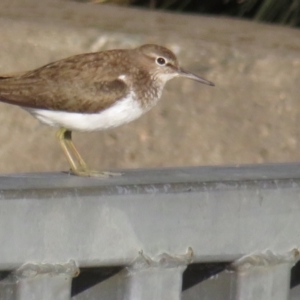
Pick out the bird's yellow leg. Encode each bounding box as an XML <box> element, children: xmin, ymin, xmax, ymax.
<box><xmin>56</xmin><ymin>128</ymin><xmax>78</xmax><ymax>172</ymax></box>
<box><xmin>63</xmin><ymin>130</ymin><xmax>89</xmax><ymax>169</ymax></box>
<box><xmin>56</xmin><ymin>128</ymin><xmax>122</xmax><ymax>177</ymax></box>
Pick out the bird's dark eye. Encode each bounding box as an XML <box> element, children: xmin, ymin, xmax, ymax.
<box><xmin>156</xmin><ymin>57</ymin><xmax>166</xmax><ymax>65</ymax></box>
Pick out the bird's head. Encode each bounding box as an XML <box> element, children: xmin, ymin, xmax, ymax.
<box><xmin>135</xmin><ymin>44</ymin><xmax>214</xmax><ymax>86</ymax></box>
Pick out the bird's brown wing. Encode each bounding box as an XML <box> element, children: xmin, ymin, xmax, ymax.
<box><xmin>0</xmin><ymin>53</ymin><xmax>130</xmax><ymax>113</ymax></box>
<box><xmin>0</xmin><ymin>71</ymin><xmax>29</xmax><ymax>79</ymax></box>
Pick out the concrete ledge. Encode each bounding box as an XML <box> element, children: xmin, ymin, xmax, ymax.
<box><xmin>0</xmin><ymin>0</ymin><xmax>300</xmax><ymax>173</ymax></box>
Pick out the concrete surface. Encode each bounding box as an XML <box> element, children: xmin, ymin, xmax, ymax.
<box><xmin>0</xmin><ymin>0</ymin><xmax>300</xmax><ymax>173</ymax></box>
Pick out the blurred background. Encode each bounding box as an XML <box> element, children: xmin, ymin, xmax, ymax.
<box><xmin>82</xmin><ymin>0</ymin><xmax>300</xmax><ymax>27</ymax></box>
<box><xmin>0</xmin><ymin>0</ymin><xmax>300</xmax><ymax>173</ymax></box>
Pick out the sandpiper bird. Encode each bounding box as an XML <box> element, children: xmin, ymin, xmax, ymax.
<box><xmin>0</xmin><ymin>44</ymin><xmax>214</xmax><ymax>177</ymax></box>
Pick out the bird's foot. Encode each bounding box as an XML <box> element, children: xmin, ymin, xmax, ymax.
<box><xmin>69</xmin><ymin>168</ymin><xmax>123</xmax><ymax>178</ymax></box>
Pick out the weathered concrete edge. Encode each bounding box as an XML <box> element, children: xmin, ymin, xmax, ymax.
<box><xmin>1</xmin><ymin>0</ymin><xmax>300</xmax><ymax>57</ymax></box>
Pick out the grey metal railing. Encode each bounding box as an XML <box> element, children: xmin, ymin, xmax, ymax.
<box><xmin>0</xmin><ymin>163</ymin><xmax>300</xmax><ymax>299</ymax></box>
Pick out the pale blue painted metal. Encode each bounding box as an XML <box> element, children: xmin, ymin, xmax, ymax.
<box><xmin>0</xmin><ymin>163</ymin><xmax>299</xmax><ymax>299</ymax></box>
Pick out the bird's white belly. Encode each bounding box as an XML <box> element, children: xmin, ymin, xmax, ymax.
<box><xmin>24</xmin><ymin>94</ymin><xmax>146</xmax><ymax>132</ymax></box>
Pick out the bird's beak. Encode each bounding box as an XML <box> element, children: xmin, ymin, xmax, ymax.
<box><xmin>177</xmin><ymin>68</ymin><xmax>215</xmax><ymax>86</ymax></box>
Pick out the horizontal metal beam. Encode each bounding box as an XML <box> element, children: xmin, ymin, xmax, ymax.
<box><xmin>1</xmin><ymin>163</ymin><xmax>300</xmax><ymax>269</ymax></box>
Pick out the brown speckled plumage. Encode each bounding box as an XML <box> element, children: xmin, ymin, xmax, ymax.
<box><xmin>0</xmin><ymin>44</ymin><xmax>180</xmax><ymax>113</ymax></box>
